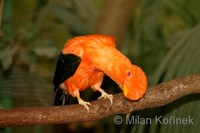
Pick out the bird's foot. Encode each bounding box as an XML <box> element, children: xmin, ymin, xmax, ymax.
<box><xmin>98</xmin><ymin>92</ymin><xmax>113</xmax><ymax>104</ymax></box>
<box><xmin>78</xmin><ymin>99</ymin><xmax>91</xmax><ymax>112</ymax></box>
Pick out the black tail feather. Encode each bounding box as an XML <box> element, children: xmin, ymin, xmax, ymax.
<box><xmin>54</xmin><ymin>88</ymin><xmax>70</xmax><ymax>106</ymax></box>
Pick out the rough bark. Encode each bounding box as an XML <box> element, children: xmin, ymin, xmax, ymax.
<box><xmin>0</xmin><ymin>74</ymin><xmax>199</xmax><ymax>127</ymax></box>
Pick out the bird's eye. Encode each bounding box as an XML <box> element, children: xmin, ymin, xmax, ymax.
<box><xmin>126</xmin><ymin>71</ymin><xmax>131</xmax><ymax>77</ymax></box>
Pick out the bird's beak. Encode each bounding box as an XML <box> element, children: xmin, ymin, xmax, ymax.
<box><xmin>123</xmin><ymin>83</ymin><xmax>146</xmax><ymax>101</ymax></box>
<box><xmin>123</xmin><ymin>85</ymin><xmax>128</xmax><ymax>97</ymax></box>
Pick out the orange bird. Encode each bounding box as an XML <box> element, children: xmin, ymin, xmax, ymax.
<box><xmin>53</xmin><ymin>34</ymin><xmax>147</xmax><ymax>111</ymax></box>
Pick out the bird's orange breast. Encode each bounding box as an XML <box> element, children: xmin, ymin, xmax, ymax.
<box><xmin>64</xmin><ymin>60</ymin><xmax>104</xmax><ymax>96</ymax></box>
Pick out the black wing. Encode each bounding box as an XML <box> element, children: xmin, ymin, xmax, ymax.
<box><xmin>53</xmin><ymin>53</ymin><xmax>81</xmax><ymax>105</ymax></box>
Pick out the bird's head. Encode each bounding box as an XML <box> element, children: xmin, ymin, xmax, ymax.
<box><xmin>121</xmin><ymin>65</ymin><xmax>147</xmax><ymax>101</ymax></box>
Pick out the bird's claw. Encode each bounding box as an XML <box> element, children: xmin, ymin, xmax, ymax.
<box><xmin>78</xmin><ymin>100</ymin><xmax>91</xmax><ymax>112</ymax></box>
<box><xmin>98</xmin><ymin>93</ymin><xmax>113</xmax><ymax>104</ymax></box>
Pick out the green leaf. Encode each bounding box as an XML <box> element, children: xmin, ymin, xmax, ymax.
<box><xmin>34</xmin><ymin>46</ymin><xmax>57</xmax><ymax>58</ymax></box>
<box><xmin>0</xmin><ymin>45</ymin><xmax>19</xmax><ymax>70</ymax></box>
<box><xmin>50</xmin><ymin>5</ymin><xmax>92</xmax><ymax>34</ymax></box>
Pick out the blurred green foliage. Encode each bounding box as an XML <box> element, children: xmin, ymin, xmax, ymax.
<box><xmin>0</xmin><ymin>0</ymin><xmax>199</xmax><ymax>133</ymax></box>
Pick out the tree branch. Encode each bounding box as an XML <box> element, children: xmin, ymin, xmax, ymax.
<box><xmin>0</xmin><ymin>74</ymin><xmax>199</xmax><ymax>127</ymax></box>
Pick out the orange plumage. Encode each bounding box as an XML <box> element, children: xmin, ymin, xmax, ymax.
<box><xmin>54</xmin><ymin>34</ymin><xmax>147</xmax><ymax>110</ymax></box>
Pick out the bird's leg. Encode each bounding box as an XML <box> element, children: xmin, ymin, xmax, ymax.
<box><xmin>92</xmin><ymin>84</ymin><xmax>113</xmax><ymax>104</ymax></box>
<box><xmin>97</xmin><ymin>88</ymin><xmax>113</xmax><ymax>104</ymax></box>
<box><xmin>74</xmin><ymin>90</ymin><xmax>91</xmax><ymax>112</ymax></box>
